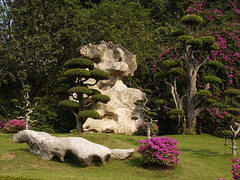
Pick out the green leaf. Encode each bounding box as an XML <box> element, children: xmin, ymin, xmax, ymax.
<box><xmin>143</xmin><ymin>89</ymin><xmax>152</xmax><ymax>95</ymax></box>
<box><xmin>154</xmin><ymin>99</ymin><xmax>167</xmax><ymax>105</ymax></box>
<box><xmin>68</xmin><ymin>86</ymin><xmax>92</xmax><ymax>95</ymax></box>
<box><xmin>206</xmin><ymin>61</ymin><xmax>224</xmax><ymax>68</ymax></box>
<box><xmin>22</xmin><ymin>85</ymin><xmax>31</xmax><ymax>89</ymax></box>
<box><xmin>146</xmin><ymin>111</ymin><xmax>157</xmax><ymax>117</ymax></box>
<box><xmin>92</xmin><ymin>94</ymin><xmax>110</xmax><ymax>103</ymax></box>
<box><xmin>169</xmin><ymin>67</ymin><xmax>184</xmax><ymax>75</ymax></box>
<box><xmin>78</xmin><ymin>110</ymin><xmax>100</xmax><ymax>119</ymax></box>
<box><xmin>205</xmin><ymin>98</ymin><xmax>216</xmax><ymax>104</ymax></box>
<box><xmin>198</xmin><ymin>90</ymin><xmax>211</xmax><ymax>97</ymax></box>
<box><xmin>224</xmin><ymin>89</ymin><xmax>240</xmax><ymax>96</ymax></box>
<box><xmin>177</xmin><ymin>35</ymin><xmax>193</xmax><ymax>43</ymax></box>
<box><xmin>181</xmin><ymin>15</ymin><xmax>203</xmax><ymax>26</ymax></box>
<box><xmin>186</xmin><ymin>38</ymin><xmax>203</xmax><ymax>49</ymax></box>
<box><xmin>63</xmin><ymin>68</ymin><xmax>91</xmax><ymax>78</ymax></box>
<box><xmin>166</xmin><ymin>109</ymin><xmax>185</xmax><ymax>116</ymax></box>
<box><xmin>199</xmin><ymin>36</ymin><xmax>215</xmax><ymax>46</ymax></box>
<box><xmin>11</xmin><ymin>99</ymin><xmax>18</xmax><ymax>103</ymax></box>
<box><xmin>23</xmin><ymin>88</ymin><xmax>31</xmax><ymax>93</ymax></box>
<box><xmin>90</xmin><ymin>69</ymin><xmax>110</xmax><ymax>80</ymax></box>
<box><xmin>205</xmin><ymin>76</ymin><xmax>222</xmax><ymax>84</ymax></box>
<box><xmin>58</xmin><ymin>100</ymin><xmax>80</xmax><ymax>108</ymax></box>
<box><xmin>64</xmin><ymin>58</ymin><xmax>94</xmax><ymax>70</ymax></box>
<box><xmin>163</xmin><ymin>60</ymin><xmax>182</xmax><ymax>68</ymax></box>
<box><xmin>170</xmin><ymin>30</ymin><xmax>185</xmax><ymax>37</ymax></box>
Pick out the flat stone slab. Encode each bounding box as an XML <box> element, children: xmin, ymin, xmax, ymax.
<box><xmin>12</xmin><ymin>130</ymin><xmax>134</xmax><ymax>166</ymax></box>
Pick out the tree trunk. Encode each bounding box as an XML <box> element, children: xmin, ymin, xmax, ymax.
<box><xmin>147</xmin><ymin>124</ymin><xmax>151</xmax><ymax>139</ymax></box>
<box><xmin>232</xmin><ymin>138</ymin><xmax>237</xmax><ymax>156</ymax></box>
<box><xmin>187</xmin><ymin>117</ymin><xmax>197</xmax><ymax>132</ymax></box>
<box><xmin>25</xmin><ymin>108</ymin><xmax>33</xmax><ymax>130</ymax></box>
<box><xmin>76</xmin><ymin>116</ymin><xmax>85</xmax><ymax>133</ymax></box>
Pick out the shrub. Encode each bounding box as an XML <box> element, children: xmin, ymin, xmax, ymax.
<box><xmin>78</xmin><ymin>110</ymin><xmax>100</xmax><ymax>119</ymax></box>
<box><xmin>58</xmin><ymin>100</ymin><xmax>80</xmax><ymax>108</ymax></box>
<box><xmin>181</xmin><ymin>15</ymin><xmax>203</xmax><ymax>26</ymax></box>
<box><xmin>231</xmin><ymin>158</ymin><xmax>240</xmax><ymax>180</ymax></box>
<box><xmin>177</xmin><ymin>35</ymin><xmax>193</xmax><ymax>43</ymax></box>
<box><xmin>92</xmin><ymin>94</ymin><xmax>111</xmax><ymax>103</ymax></box>
<box><xmin>0</xmin><ymin>119</ymin><xmax>4</xmax><ymax>132</ymax></box>
<box><xmin>63</xmin><ymin>68</ymin><xmax>91</xmax><ymax>78</ymax></box>
<box><xmin>2</xmin><ymin>119</ymin><xmax>26</xmax><ymax>133</ymax></box>
<box><xmin>219</xmin><ymin>130</ymin><xmax>233</xmax><ymax>138</ymax></box>
<box><xmin>219</xmin><ymin>158</ymin><xmax>240</xmax><ymax>180</ymax></box>
<box><xmin>135</xmin><ymin>121</ymin><xmax>158</xmax><ymax>136</ymax></box>
<box><xmin>205</xmin><ymin>76</ymin><xmax>222</xmax><ymax>84</ymax></box>
<box><xmin>198</xmin><ymin>90</ymin><xmax>212</xmax><ymax>97</ymax></box>
<box><xmin>170</xmin><ymin>30</ymin><xmax>185</xmax><ymax>37</ymax></box>
<box><xmin>90</xmin><ymin>69</ymin><xmax>110</xmax><ymax>80</ymax></box>
<box><xmin>63</xmin><ymin>58</ymin><xmax>94</xmax><ymax>70</ymax></box>
<box><xmin>68</xmin><ymin>86</ymin><xmax>92</xmax><ymax>95</ymax></box>
<box><xmin>137</xmin><ymin>135</ymin><xmax>182</xmax><ymax>167</ymax></box>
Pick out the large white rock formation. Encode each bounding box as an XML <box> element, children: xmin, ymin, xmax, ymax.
<box><xmin>80</xmin><ymin>41</ymin><xmax>144</xmax><ymax>134</ymax></box>
<box><xmin>12</xmin><ymin>130</ymin><xmax>134</xmax><ymax>166</ymax></box>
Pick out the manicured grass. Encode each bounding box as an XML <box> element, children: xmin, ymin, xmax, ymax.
<box><xmin>0</xmin><ymin>133</ymin><xmax>236</xmax><ymax>180</ymax></box>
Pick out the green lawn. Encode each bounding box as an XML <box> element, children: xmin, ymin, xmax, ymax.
<box><xmin>0</xmin><ymin>133</ymin><xmax>236</xmax><ymax>180</ymax></box>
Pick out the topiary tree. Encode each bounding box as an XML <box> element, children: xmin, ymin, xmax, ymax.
<box><xmin>58</xmin><ymin>57</ymin><xmax>110</xmax><ymax>133</ymax></box>
<box><xmin>155</xmin><ymin>14</ymin><xmax>221</xmax><ymax>134</ymax></box>
<box><xmin>133</xmin><ymin>89</ymin><xmax>166</xmax><ymax>139</ymax></box>
<box><xmin>223</xmin><ymin>89</ymin><xmax>240</xmax><ymax>156</ymax></box>
<box><xmin>11</xmin><ymin>85</ymin><xmax>40</xmax><ymax>130</ymax></box>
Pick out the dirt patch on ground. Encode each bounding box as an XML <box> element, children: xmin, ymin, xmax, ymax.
<box><xmin>0</xmin><ymin>152</ymin><xmax>15</xmax><ymax>160</ymax></box>
<box><xmin>142</xmin><ymin>162</ymin><xmax>174</xmax><ymax>171</ymax></box>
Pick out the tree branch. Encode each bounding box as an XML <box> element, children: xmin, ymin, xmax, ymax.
<box><xmin>164</xmin><ymin>79</ymin><xmax>179</xmax><ymax>109</ymax></box>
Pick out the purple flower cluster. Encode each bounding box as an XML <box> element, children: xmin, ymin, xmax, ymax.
<box><xmin>219</xmin><ymin>158</ymin><xmax>240</xmax><ymax>180</ymax></box>
<box><xmin>1</xmin><ymin>119</ymin><xmax>26</xmax><ymax>133</ymax></box>
<box><xmin>231</xmin><ymin>158</ymin><xmax>240</xmax><ymax>180</ymax></box>
<box><xmin>137</xmin><ymin>135</ymin><xmax>182</xmax><ymax>167</ymax></box>
<box><xmin>228</xmin><ymin>0</ymin><xmax>240</xmax><ymax>14</ymax></box>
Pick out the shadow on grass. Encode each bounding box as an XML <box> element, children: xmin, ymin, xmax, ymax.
<box><xmin>180</xmin><ymin>148</ymin><xmax>225</xmax><ymax>157</ymax></box>
<box><xmin>10</xmin><ymin>148</ymin><xmax>29</xmax><ymax>153</ymax></box>
<box><xmin>124</xmin><ymin>157</ymin><xmax>143</xmax><ymax>168</ymax></box>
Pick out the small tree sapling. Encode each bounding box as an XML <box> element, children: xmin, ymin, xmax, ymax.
<box><xmin>11</xmin><ymin>85</ymin><xmax>40</xmax><ymax>130</ymax></box>
<box><xmin>133</xmin><ymin>89</ymin><xmax>166</xmax><ymax>139</ymax></box>
<box><xmin>223</xmin><ymin>89</ymin><xmax>240</xmax><ymax>156</ymax></box>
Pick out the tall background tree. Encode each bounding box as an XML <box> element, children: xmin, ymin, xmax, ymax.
<box><xmin>0</xmin><ymin>0</ymin><xmax>239</xmax><ymax>134</ymax></box>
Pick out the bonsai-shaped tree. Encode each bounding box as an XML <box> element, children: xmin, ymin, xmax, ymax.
<box><xmin>11</xmin><ymin>85</ymin><xmax>40</xmax><ymax>130</ymax></box>
<box><xmin>133</xmin><ymin>89</ymin><xmax>166</xmax><ymax>139</ymax></box>
<box><xmin>222</xmin><ymin>89</ymin><xmax>240</xmax><ymax>156</ymax></box>
<box><xmin>155</xmin><ymin>15</ymin><xmax>220</xmax><ymax>134</ymax></box>
<box><xmin>58</xmin><ymin>57</ymin><xmax>110</xmax><ymax>133</ymax></box>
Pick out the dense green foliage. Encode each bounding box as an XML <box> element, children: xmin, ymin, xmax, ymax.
<box><xmin>58</xmin><ymin>57</ymin><xmax>110</xmax><ymax>133</ymax></box>
<box><xmin>0</xmin><ymin>0</ymin><xmax>239</xmax><ymax>135</ymax></box>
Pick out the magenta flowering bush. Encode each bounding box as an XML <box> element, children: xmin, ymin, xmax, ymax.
<box><xmin>2</xmin><ymin>119</ymin><xmax>26</xmax><ymax>133</ymax></box>
<box><xmin>137</xmin><ymin>135</ymin><xmax>182</xmax><ymax>167</ymax></box>
<box><xmin>219</xmin><ymin>158</ymin><xmax>240</xmax><ymax>180</ymax></box>
<box><xmin>231</xmin><ymin>158</ymin><xmax>240</xmax><ymax>180</ymax></box>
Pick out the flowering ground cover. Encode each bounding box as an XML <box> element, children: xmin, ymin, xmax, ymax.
<box><xmin>0</xmin><ymin>133</ymin><xmax>236</xmax><ymax>180</ymax></box>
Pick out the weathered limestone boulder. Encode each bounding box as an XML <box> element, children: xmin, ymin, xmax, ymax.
<box><xmin>80</xmin><ymin>41</ymin><xmax>137</xmax><ymax>79</ymax></box>
<box><xmin>80</xmin><ymin>41</ymin><xmax>144</xmax><ymax>134</ymax></box>
<box><xmin>12</xmin><ymin>130</ymin><xmax>134</xmax><ymax>166</ymax></box>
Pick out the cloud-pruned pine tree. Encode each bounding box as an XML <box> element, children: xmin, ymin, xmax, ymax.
<box><xmin>58</xmin><ymin>57</ymin><xmax>110</xmax><ymax>133</ymax></box>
